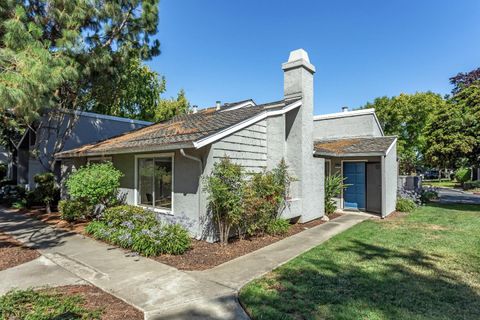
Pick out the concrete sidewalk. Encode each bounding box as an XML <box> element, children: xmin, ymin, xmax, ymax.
<box><xmin>0</xmin><ymin>208</ymin><xmax>369</xmax><ymax>319</ymax></box>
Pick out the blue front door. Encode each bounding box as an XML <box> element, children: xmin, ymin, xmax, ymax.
<box><xmin>343</xmin><ymin>162</ymin><xmax>366</xmax><ymax>210</ymax></box>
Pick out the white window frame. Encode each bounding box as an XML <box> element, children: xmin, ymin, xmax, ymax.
<box><xmin>87</xmin><ymin>156</ymin><xmax>112</xmax><ymax>164</ymax></box>
<box><xmin>134</xmin><ymin>153</ymin><xmax>174</xmax><ymax>215</ymax></box>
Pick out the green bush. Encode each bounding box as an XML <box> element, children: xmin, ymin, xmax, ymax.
<box><xmin>325</xmin><ymin>173</ymin><xmax>348</xmax><ymax>215</ymax></box>
<box><xmin>455</xmin><ymin>167</ymin><xmax>471</xmax><ymax>185</ymax></box>
<box><xmin>420</xmin><ymin>189</ymin><xmax>438</xmax><ymax>203</ymax></box>
<box><xmin>0</xmin><ymin>184</ymin><xmax>25</xmax><ymax>206</ymax></box>
<box><xmin>33</xmin><ymin>172</ymin><xmax>59</xmax><ymax>213</ymax></box>
<box><xmin>463</xmin><ymin>180</ymin><xmax>480</xmax><ymax>190</ymax></box>
<box><xmin>266</xmin><ymin>219</ymin><xmax>290</xmax><ymax>236</ymax></box>
<box><xmin>0</xmin><ymin>288</ymin><xmax>101</xmax><ymax>319</ymax></box>
<box><xmin>66</xmin><ymin>162</ymin><xmax>123</xmax><ymax>207</ymax></box>
<box><xmin>11</xmin><ymin>199</ymin><xmax>26</xmax><ymax>209</ymax></box>
<box><xmin>58</xmin><ymin>199</ymin><xmax>91</xmax><ymax>222</ymax></box>
<box><xmin>86</xmin><ymin>205</ymin><xmax>191</xmax><ymax>256</ymax></box>
<box><xmin>396</xmin><ymin>198</ymin><xmax>417</xmax><ymax>213</ymax></box>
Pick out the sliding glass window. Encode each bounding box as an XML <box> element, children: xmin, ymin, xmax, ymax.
<box><xmin>137</xmin><ymin>156</ymin><xmax>173</xmax><ymax>211</ymax></box>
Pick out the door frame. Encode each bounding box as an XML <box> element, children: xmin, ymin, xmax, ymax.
<box><xmin>340</xmin><ymin>159</ymin><xmax>368</xmax><ymax>210</ymax></box>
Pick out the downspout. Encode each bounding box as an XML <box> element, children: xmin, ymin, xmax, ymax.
<box><xmin>180</xmin><ymin>149</ymin><xmax>203</xmax><ymax>238</ymax></box>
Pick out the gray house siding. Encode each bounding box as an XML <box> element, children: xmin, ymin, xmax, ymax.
<box><xmin>313</xmin><ymin>114</ymin><xmax>383</xmax><ymax>140</ymax></box>
<box><xmin>211</xmin><ymin>120</ymin><xmax>267</xmax><ymax>173</ymax></box>
<box><xmin>382</xmin><ymin>143</ymin><xmax>398</xmax><ymax>217</ymax></box>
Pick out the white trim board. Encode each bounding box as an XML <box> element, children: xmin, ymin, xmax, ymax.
<box><xmin>193</xmin><ymin>100</ymin><xmax>302</xmax><ymax>149</ymax></box>
<box><xmin>313</xmin><ymin>108</ymin><xmax>376</xmax><ymax>120</ymax></box>
<box><xmin>220</xmin><ymin>100</ymin><xmax>256</xmax><ymax>112</ymax></box>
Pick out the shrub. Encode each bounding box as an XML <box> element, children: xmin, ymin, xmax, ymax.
<box><xmin>204</xmin><ymin>158</ymin><xmax>244</xmax><ymax>245</ymax></box>
<box><xmin>0</xmin><ymin>184</ymin><xmax>25</xmax><ymax>206</ymax></box>
<box><xmin>420</xmin><ymin>187</ymin><xmax>438</xmax><ymax>203</ymax></box>
<box><xmin>66</xmin><ymin>162</ymin><xmax>123</xmax><ymax>207</ymax></box>
<box><xmin>86</xmin><ymin>205</ymin><xmax>191</xmax><ymax>256</ymax></box>
<box><xmin>11</xmin><ymin>199</ymin><xmax>26</xmax><ymax>209</ymax></box>
<box><xmin>463</xmin><ymin>180</ymin><xmax>480</xmax><ymax>190</ymax></box>
<box><xmin>34</xmin><ymin>172</ymin><xmax>59</xmax><ymax>213</ymax></box>
<box><xmin>325</xmin><ymin>173</ymin><xmax>348</xmax><ymax>215</ymax></box>
<box><xmin>58</xmin><ymin>199</ymin><xmax>91</xmax><ymax>222</ymax></box>
<box><xmin>266</xmin><ymin>219</ymin><xmax>290</xmax><ymax>236</ymax></box>
<box><xmin>396</xmin><ymin>198</ymin><xmax>417</xmax><ymax>213</ymax></box>
<box><xmin>0</xmin><ymin>164</ymin><xmax>6</xmax><ymax>180</ymax></box>
<box><xmin>455</xmin><ymin>167</ymin><xmax>471</xmax><ymax>185</ymax></box>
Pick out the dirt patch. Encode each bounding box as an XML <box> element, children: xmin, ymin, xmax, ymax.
<box><xmin>43</xmin><ymin>285</ymin><xmax>143</xmax><ymax>320</ymax></box>
<box><xmin>23</xmin><ymin>207</ymin><xmax>89</xmax><ymax>235</ymax></box>
<box><xmin>154</xmin><ymin>213</ymin><xmax>343</xmax><ymax>270</ymax></box>
<box><xmin>382</xmin><ymin>211</ymin><xmax>409</xmax><ymax>220</ymax></box>
<box><xmin>0</xmin><ymin>232</ymin><xmax>40</xmax><ymax>271</ymax></box>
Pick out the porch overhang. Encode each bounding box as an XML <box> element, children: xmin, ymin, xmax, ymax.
<box><xmin>314</xmin><ymin>136</ymin><xmax>397</xmax><ymax>158</ymax></box>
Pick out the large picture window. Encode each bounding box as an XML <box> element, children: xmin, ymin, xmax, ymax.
<box><xmin>136</xmin><ymin>155</ymin><xmax>173</xmax><ymax>212</ymax></box>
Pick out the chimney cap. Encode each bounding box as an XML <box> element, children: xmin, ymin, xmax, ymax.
<box><xmin>215</xmin><ymin>100</ymin><xmax>221</xmax><ymax>110</ymax></box>
<box><xmin>282</xmin><ymin>49</ymin><xmax>316</xmax><ymax>73</ymax></box>
<box><xmin>342</xmin><ymin>106</ymin><xmax>349</xmax><ymax>112</ymax></box>
<box><xmin>192</xmin><ymin>105</ymin><xmax>198</xmax><ymax>113</ymax></box>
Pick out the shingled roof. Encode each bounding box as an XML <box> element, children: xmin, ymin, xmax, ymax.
<box><xmin>314</xmin><ymin>136</ymin><xmax>396</xmax><ymax>157</ymax></box>
<box><xmin>56</xmin><ymin>99</ymin><xmax>295</xmax><ymax>158</ymax></box>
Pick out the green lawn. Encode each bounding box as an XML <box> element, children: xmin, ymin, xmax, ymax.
<box><xmin>423</xmin><ymin>179</ymin><xmax>459</xmax><ymax>188</ymax></box>
<box><xmin>239</xmin><ymin>204</ymin><xmax>480</xmax><ymax>320</ymax></box>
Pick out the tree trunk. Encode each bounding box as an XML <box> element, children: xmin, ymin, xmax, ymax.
<box><xmin>45</xmin><ymin>202</ymin><xmax>51</xmax><ymax>214</ymax></box>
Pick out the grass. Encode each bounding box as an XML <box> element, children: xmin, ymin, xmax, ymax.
<box><xmin>423</xmin><ymin>179</ymin><xmax>459</xmax><ymax>188</ymax></box>
<box><xmin>0</xmin><ymin>288</ymin><xmax>101</xmax><ymax>320</ymax></box>
<box><xmin>239</xmin><ymin>203</ymin><xmax>480</xmax><ymax>320</ymax></box>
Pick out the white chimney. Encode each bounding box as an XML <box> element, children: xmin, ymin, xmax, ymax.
<box><xmin>192</xmin><ymin>105</ymin><xmax>198</xmax><ymax>114</ymax></box>
<box><xmin>342</xmin><ymin>106</ymin><xmax>349</xmax><ymax>112</ymax></box>
<box><xmin>215</xmin><ymin>101</ymin><xmax>221</xmax><ymax>110</ymax></box>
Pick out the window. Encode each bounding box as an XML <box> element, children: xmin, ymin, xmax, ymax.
<box><xmin>136</xmin><ymin>155</ymin><xmax>173</xmax><ymax>212</ymax></box>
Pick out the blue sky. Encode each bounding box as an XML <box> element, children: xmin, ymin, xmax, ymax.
<box><xmin>147</xmin><ymin>0</ymin><xmax>480</xmax><ymax>115</ymax></box>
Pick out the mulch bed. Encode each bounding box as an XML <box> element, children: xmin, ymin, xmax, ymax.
<box><xmin>154</xmin><ymin>213</ymin><xmax>343</xmax><ymax>271</ymax></box>
<box><xmin>43</xmin><ymin>285</ymin><xmax>143</xmax><ymax>320</ymax></box>
<box><xmin>22</xmin><ymin>207</ymin><xmax>89</xmax><ymax>235</ymax></box>
<box><xmin>0</xmin><ymin>232</ymin><xmax>41</xmax><ymax>271</ymax></box>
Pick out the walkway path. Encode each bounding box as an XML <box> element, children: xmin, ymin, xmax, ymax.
<box><xmin>437</xmin><ymin>187</ymin><xmax>480</xmax><ymax>205</ymax></box>
<box><xmin>0</xmin><ymin>208</ymin><xmax>369</xmax><ymax>319</ymax></box>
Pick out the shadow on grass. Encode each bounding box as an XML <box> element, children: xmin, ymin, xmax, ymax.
<box><xmin>241</xmin><ymin>240</ymin><xmax>480</xmax><ymax>320</ymax></box>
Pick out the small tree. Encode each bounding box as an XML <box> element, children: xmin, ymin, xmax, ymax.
<box><xmin>66</xmin><ymin>162</ymin><xmax>123</xmax><ymax>208</ymax></box>
<box><xmin>204</xmin><ymin>158</ymin><xmax>244</xmax><ymax>245</ymax></box>
<box><xmin>34</xmin><ymin>173</ymin><xmax>58</xmax><ymax>214</ymax></box>
<box><xmin>325</xmin><ymin>173</ymin><xmax>348</xmax><ymax>215</ymax></box>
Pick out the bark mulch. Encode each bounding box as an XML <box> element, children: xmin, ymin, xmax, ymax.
<box><xmin>0</xmin><ymin>232</ymin><xmax>41</xmax><ymax>271</ymax></box>
<box><xmin>154</xmin><ymin>213</ymin><xmax>343</xmax><ymax>271</ymax></box>
<box><xmin>23</xmin><ymin>207</ymin><xmax>88</xmax><ymax>235</ymax></box>
<box><xmin>44</xmin><ymin>285</ymin><xmax>143</xmax><ymax>320</ymax></box>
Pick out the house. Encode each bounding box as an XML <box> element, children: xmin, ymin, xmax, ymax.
<box><xmin>56</xmin><ymin>49</ymin><xmax>398</xmax><ymax>239</ymax></box>
<box><xmin>14</xmin><ymin>111</ymin><xmax>151</xmax><ymax>189</ymax></box>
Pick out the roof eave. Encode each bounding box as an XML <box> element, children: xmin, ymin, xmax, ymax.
<box><xmin>314</xmin><ymin>151</ymin><xmax>386</xmax><ymax>158</ymax></box>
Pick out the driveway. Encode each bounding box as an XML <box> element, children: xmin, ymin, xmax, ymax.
<box><xmin>0</xmin><ymin>207</ymin><xmax>369</xmax><ymax>319</ymax></box>
<box><xmin>437</xmin><ymin>187</ymin><xmax>480</xmax><ymax>205</ymax></box>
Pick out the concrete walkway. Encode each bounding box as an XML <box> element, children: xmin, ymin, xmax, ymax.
<box><xmin>0</xmin><ymin>208</ymin><xmax>369</xmax><ymax>319</ymax></box>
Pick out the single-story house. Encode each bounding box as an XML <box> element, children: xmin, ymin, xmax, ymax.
<box><xmin>56</xmin><ymin>49</ymin><xmax>398</xmax><ymax>239</ymax></box>
<box><xmin>13</xmin><ymin>110</ymin><xmax>151</xmax><ymax>189</ymax></box>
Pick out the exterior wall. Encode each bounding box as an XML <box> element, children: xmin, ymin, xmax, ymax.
<box><xmin>211</xmin><ymin>120</ymin><xmax>267</xmax><ymax>173</ymax></box>
<box><xmin>382</xmin><ymin>143</ymin><xmax>398</xmax><ymax>217</ymax></box>
<box><xmin>20</xmin><ymin>113</ymin><xmax>149</xmax><ymax>188</ymax></box>
<box><xmin>266</xmin><ymin>115</ymin><xmax>286</xmax><ymax>169</ymax></box>
<box><xmin>313</xmin><ymin>114</ymin><xmax>383</xmax><ymax>140</ymax></box>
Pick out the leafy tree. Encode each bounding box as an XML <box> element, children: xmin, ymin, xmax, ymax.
<box><xmin>361</xmin><ymin>92</ymin><xmax>445</xmax><ymax>174</ymax></box>
<box><xmin>154</xmin><ymin>89</ymin><xmax>190</xmax><ymax>122</ymax></box>
<box><xmin>0</xmin><ymin>0</ymin><xmax>161</xmax><ymax>172</ymax></box>
<box><xmin>450</xmin><ymin>68</ymin><xmax>480</xmax><ymax>95</ymax></box>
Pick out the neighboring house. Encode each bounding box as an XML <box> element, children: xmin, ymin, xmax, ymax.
<box><xmin>56</xmin><ymin>49</ymin><xmax>398</xmax><ymax>239</ymax></box>
<box><xmin>15</xmin><ymin>111</ymin><xmax>151</xmax><ymax>189</ymax></box>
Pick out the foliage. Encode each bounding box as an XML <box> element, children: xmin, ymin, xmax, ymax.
<box><xmin>450</xmin><ymin>67</ymin><xmax>480</xmax><ymax>95</ymax></box>
<box><xmin>33</xmin><ymin>173</ymin><xmax>59</xmax><ymax>213</ymax></box>
<box><xmin>154</xmin><ymin>89</ymin><xmax>191</xmax><ymax>122</ymax></box>
<box><xmin>361</xmin><ymin>92</ymin><xmax>445</xmax><ymax>173</ymax></box>
<box><xmin>0</xmin><ymin>288</ymin><xmax>101</xmax><ymax>320</ymax></box>
<box><xmin>240</xmin><ymin>203</ymin><xmax>480</xmax><ymax>320</ymax></box>
<box><xmin>325</xmin><ymin>173</ymin><xmax>348</xmax><ymax>215</ymax></box>
<box><xmin>420</xmin><ymin>187</ymin><xmax>438</xmax><ymax>203</ymax></box>
<box><xmin>266</xmin><ymin>219</ymin><xmax>290</xmax><ymax>236</ymax></box>
<box><xmin>204</xmin><ymin>158</ymin><xmax>244</xmax><ymax>245</ymax></box>
<box><xmin>66</xmin><ymin>162</ymin><xmax>123</xmax><ymax>207</ymax></box>
<box><xmin>463</xmin><ymin>180</ymin><xmax>480</xmax><ymax>190</ymax></box>
<box><xmin>396</xmin><ymin>198</ymin><xmax>417</xmax><ymax>212</ymax></box>
<box><xmin>11</xmin><ymin>199</ymin><xmax>26</xmax><ymax>209</ymax></box>
<box><xmin>86</xmin><ymin>205</ymin><xmax>191</xmax><ymax>256</ymax></box>
<box><xmin>0</xmin><ymin>164</ymin><xmax>6</xmax><ymax>180</ymax></box>
<box><xmin>455</xmin><ymin>167</ymin><xmax>472</xmax><ymax>185</ymax></box>
<box><xmin>0</xmin><ymin>184</ymin><xmax>25</xmax><ymax>206</ymax></box>
<box><xmin>58</xmin><ymin>200</ymin><xmax>91</xmax><ymax>222</ymax></box>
